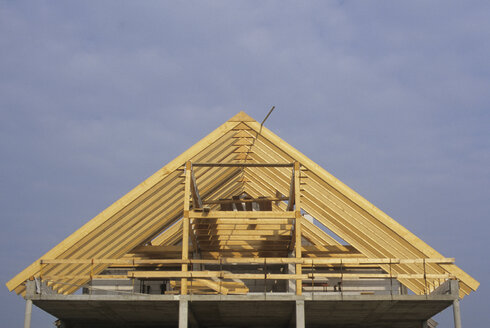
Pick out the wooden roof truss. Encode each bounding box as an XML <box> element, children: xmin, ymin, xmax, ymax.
<box><xmin>6</xmin><ymin>111</ymin><xmax>479</xmax><ymax>298</ymax></box>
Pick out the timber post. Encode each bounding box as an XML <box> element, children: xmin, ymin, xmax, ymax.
<box><xmin>182</xmin><ymin>161</ymin><xmax>192</xmax><ymax>295</ymax></box>
<box><xmin>294</xmin><ymin>162</ymin><xmax>302</xmax><ymax>295</ymax></box>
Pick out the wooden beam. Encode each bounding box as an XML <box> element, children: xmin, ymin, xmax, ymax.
<box><xmin>194</xmin><ymin>229</ymin><xmax>292</xmax><ymax>236</ymax></box>
<box><xmin>41</xmin><ymin>272</ymin><xmax>454</xmax><ymax>281</ymax></box>
<box><xmin>196</xmin><ymin>235</ymin><xmax>291</xmax><ymax>241</ymax></box>
<box><xmin>192</xmin><ymin>224</ymin><xmax>293</xmax><ymax>230</ymax></box>
<box><xmin>181</xmin><ymin>161</ymin><xmax>192</xmax><ymax>295</ymax></box>
<box><xmin>192</xmin><ymin>163</ymin><xmax>294</xmax><ymax>167</ymax></box>
<box><xmin>124</xmin><ymin>270</ymin><xmax>454</xmax><ymax>280</ymax></box>
<box><xmin>287</xmin><ymin>168</ymin><xmax>295</xmax><ymax>211</ymax></box>
<box><xmin>203</xmin><ymin>197</ymin><xmax>288</xmax><ymax>205</ymax></box>
<box><xmin>189</xmin><ymin>211</ymin><xmax>295</xmax><ymax>219</ymax></box>
<box><xmin>40</xmin><ymin>257</ymin><xmax>455</xmax><ymax>266</ymax></box>
<box><xmin>192</xmin><ymin>218</ymin><xmax>294</xmax><ymax>224</ymax></box>
<box><xmin>294</xmin><ymin>161</ymin><xmax>302</xmax><ymax>295</ymax></box>
<box><xmin>151</xmin><ymin>221</ymin><xmax>183</xmax><ymax>246</ymax></box>
<box><xmin>302</xmin><ymin>218</ymin><xmax>342</xmax><ymax>246</ymax></box>
<box><xmin>129</xmin><ymin>271</ymin><xmax>307</xmax><ymax>280</ymax></box>
<box><xmin>190</xmin><ymin>165</ymin><xmax>203</xmax><ymax>209</ymax></box>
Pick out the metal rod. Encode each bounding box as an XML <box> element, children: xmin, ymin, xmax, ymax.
<box><xmin>261</xmin><ymin>106</ymin><xmax>276</xmax><ymax>126</ymax></box>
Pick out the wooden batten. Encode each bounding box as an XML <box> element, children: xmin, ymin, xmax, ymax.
<box><xmin>232</xmin><ymin>130</ymin><xmax>253</xmax><ymax>138</ymax></box>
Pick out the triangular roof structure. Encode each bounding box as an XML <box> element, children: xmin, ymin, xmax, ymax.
<box><xmin>7</xmin><ymin>111</ymin><xmax>479</xmax><ymax>298</ymax></box>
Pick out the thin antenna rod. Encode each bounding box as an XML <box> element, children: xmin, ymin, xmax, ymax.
<box><xmin>239</xmin><ymin>106</ymin><xmax>277</xmax><ymax>193</ymax></box>
<box><xmin>261</xmin><ymin>106</ymin><xmax>276</xmax><ymax>126</ymax></box>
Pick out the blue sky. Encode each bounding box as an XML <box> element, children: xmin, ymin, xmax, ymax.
<box><xmin>1</xmin><ymin>1</ymin><xmax>489</xmax><ymax>326</ymax></box>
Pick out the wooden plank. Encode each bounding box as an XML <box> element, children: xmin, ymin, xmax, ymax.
<box><xmin>40</xmin><ymin>257</ymin><xmax>455</xmax><ymax>266</ymax></box>
<box><xmin>195</xmin><ymin>279</ymin><xmax>230</xmax><ymax>295</ymax></box>
<box><xmin>194</xmin><ymin>229</ymin><xmax>292</xmax><ymax>236</ymax></box>
<box><xmin>42</xmin><ymin>273</ymin><xmax>453</xmax><ymax>280</ymax></box>
<box><xmin>232</xmin><ymin>122</ymin><xmax>252</xmax><ymax>130</ymax></box>
<box><xmin>192</xmin><ymin>163</ymin><xmax>294</xmax><ymax>167</ymax></box>
<box><xmin>151</xmin><ymin>221</ymin><xmax>183</xmax><ymax>246</ymax></box>
<box><xmin>228</xmin><ymin>111</ymin><xmax>256</xmax><ymax>122</ymax></box>
<box><xmin>233</xmin><ymin>138</ymin><xmax>254</xmax><ymax>146</ymax></box>
<box><xmin>287</xmin><ymin>168</ymin><xmax>295</xmax><ymax>211</ymax></box>
<box><xmin>192</xmin><ymin>224</ymin><xmax>293</xmax><ymax>230</ymax></box>
<box><xmin>233</xmin><ymin>145</ymin><xmax>251</xmax><ymax>153</ymax></box>
<box><xmin>203</xmin><ymin>197</ymin><xmax>288</xmax><ymax>205</ymax></box>
<box><xmin>232</xmin><ymin>130</ymin><xmax>253</xmax><ymax>138</ymax></box>
<box><xmin>302</xmin><ymin>219</ymin><xmax>342</xmax><ymax>246</ymax></box>
<box><xmin>193</xmin><ymin>219</ymin><xmax>293</xmax><ymax>224</ymax></box>
<box><xmin>190</xmin><ymin>165</ymin><xmax>203</xmax><ymax>209</ymax></box>
<box><xmin>189</xmin><ymin>211</ymin><xmax>296</xmax><ymax>219</ymax></box>
<box><xmin>294</xmin><ymin>161</ymin><xmax>302</xmax><ymax>295</ymax></box>
<box><xmin>196</xmin><ymin>235</ymin><xmax>291</xmax><ymax>241</ymax></box>
<box><xmin>181</xmin><ymin>161</ymin><xmax>192</xmax><ymax>295</ymax></box>
<box><xmin>128</xmin><ymin>270</ymin><xmax>453</xmax><ymax>281</ymax></box>
<box><xmin>172</xmin><ymin>280</ymin><xmax>247</xmax><ymax>288</ymax></box>
<box><xmin>129</xmin><ymin>271</ymin><xmax>307</xmax><ymax>280</ymax></box>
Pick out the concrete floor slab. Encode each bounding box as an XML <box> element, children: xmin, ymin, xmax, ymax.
<box><xmin>32</xmin><ymin>294</ymin><xmax>454</xmax><ymax>328</ymax></box>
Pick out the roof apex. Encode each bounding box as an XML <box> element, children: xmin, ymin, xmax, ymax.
<box><xmin>228</xmin><ymin>111</ymin><xmax>257</xmax><ymax>122</ymax></box>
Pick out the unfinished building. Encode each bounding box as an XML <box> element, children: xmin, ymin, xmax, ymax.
<box><xmin>7</xmin><ymin>111</ymin><xmax>479</xmax><ymax>328</ymax></box>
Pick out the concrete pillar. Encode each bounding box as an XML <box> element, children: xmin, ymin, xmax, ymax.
<box><xmin>24</xmin><ymin>299</ymin><xmax>32</xmax><ymax>328</ymax></box>
<box><xmin>453</xmin><ymin>299</ymin><xmax>462</xmax><ymax>328</ymax></box>
<box><xmin>179</xmin><ymin>298</ymin><xmax>188</xmax><ymax>328</ymax></box>
<box><xmin>296</xmin><ymin>300</ymin><xmax>305</xmax><ymax>328</ymax></box>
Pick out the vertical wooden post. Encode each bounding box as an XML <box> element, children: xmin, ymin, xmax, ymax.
<box><xmin>182</xmin><ymin>161</ymin><xmax>192</xmax><ymax>295</ymax></box>
<box><xmin>294</xmin><ymin>161</ymin><xmax>302</xmax><ymax>295</ymax></box>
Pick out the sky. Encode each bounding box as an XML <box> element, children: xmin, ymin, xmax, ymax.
<box><xmin>1</xmin><ymin>1</ymin><xmax>489</xmax><ymax>327</ymax></box>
